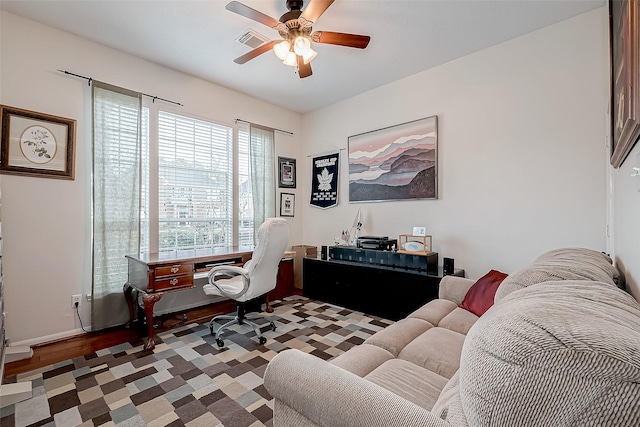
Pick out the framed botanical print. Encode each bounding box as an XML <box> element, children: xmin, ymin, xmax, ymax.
<box><xmin>0</xmin><ymin>105</ymin><xmax>76</xmax><ymax>179</ymax></box>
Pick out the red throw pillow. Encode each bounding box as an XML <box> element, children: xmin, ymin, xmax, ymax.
<box><xmin>459</xmin><ymin>269</ymin><xmax>508</xmax><ymax>316</ymax></box>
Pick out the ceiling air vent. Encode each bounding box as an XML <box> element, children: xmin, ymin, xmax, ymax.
<box><xmin>236</xmin><ymin>29</ymin><xmax>270</xmax><ymax>49</ymax></box>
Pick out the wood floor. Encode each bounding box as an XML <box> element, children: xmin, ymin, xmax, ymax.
<box><xmin>3</xmin><ymin>300</ymin><xmax>237</xmax><ymax>379</ymax></box>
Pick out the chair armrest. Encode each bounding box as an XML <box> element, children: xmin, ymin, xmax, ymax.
<box><xmin>264</xmin><ymin>349</ymin><xmax>451</xmax><ymax>427</ymax></box>
<box><xmin>438</xmin><ymin>276</ymin><xmax>476</xmax><ymax>305</ymax></box>
<box><xmin>207</xmin><ymin>265</ymin><xmax>250</xmax><ymax>299</ymax></box>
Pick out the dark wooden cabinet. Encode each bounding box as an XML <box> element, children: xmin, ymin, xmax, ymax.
<box><xmin>303</xmin><ymin>257</ymin><xmax>464</xmax><ymax>321</ymax></box>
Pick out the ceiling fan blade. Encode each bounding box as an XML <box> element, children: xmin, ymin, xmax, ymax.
<box><xmin>300</xmin><ymin>0</ymin><xmax>335</xmax><ymax>23</ymax></box>
<box><xmin>225</xmin><ymin>1</ymin><xmax>280</xmax><ymax>28</ymax></box>
<box><xmin>311</xmin><ymin>31</ymin><xmax>370</xmax><ymax>49</ymax></box>
<box><xmin>234</xmin><ymin>40</ymin><xmax>278</xmax><ymax>64</ymax></box>
<box><xmin>297</xmin><ymin>56</ymin><xmax>313</xmax><ymax>78</ymax></box>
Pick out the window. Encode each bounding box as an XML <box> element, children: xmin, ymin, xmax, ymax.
<box><xmin>139</xmin><ymin>110</ymin><xmax>273</xmax><ymax>252</ymax></box>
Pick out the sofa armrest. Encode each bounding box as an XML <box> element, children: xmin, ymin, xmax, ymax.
<box><xmin>438</xmin><ymin>276</ymin><xmax>476</xmax><ymax>305</ymax></box>
<box><xmin>264</xmin><ymin>349</ymin><xmax>451</xmax><ymax>427</ymax></box>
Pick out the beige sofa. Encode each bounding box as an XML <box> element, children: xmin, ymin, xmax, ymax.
<box><xmin>264</xmin><ymin>248</ymin><xmax>640</xmax><ymax>426</ymax></box>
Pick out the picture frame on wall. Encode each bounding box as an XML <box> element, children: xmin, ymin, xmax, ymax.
<box><xmin>0</xmin><ymin>105</ymin><xmax>76</xmax><ymax>180</ymax></box>
<box><xmin>280</xmin><ymin>192</ymin><xmax>295</xmax><ymax>217</ymax></box>
<box><xmin>348</xmin><ymin>116</ymin><xmax>437</xmax><ymax>202</ymax></box>
<box><xmin>278</xmin><ymin>156</ymin><xmax>296</xmax><ymax>188</ymax></box>
<box><xmin>609</xmin><ymin>0</ymin><xmax>640</xmax><ymax>168</ymax></box>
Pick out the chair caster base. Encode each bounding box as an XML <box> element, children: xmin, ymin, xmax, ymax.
<box><xmin>216</xmin><ymin>338</ymin><xmax>224</xmax><ymax>347</ymax></box>
<box><xmin>258</xmin><ymin>336</ymin><xmax>267</xmax><ymax>345</ymax></box>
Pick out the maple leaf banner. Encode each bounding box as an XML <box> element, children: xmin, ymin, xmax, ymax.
<box><xmin>310</xmin><ymin>152</ymin><xmax>339</xmax><ymax>209</ymax></box>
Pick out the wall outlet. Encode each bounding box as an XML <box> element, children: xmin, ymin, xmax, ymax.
<box><xmin>71</xmin><ymin>294</ymin><xmax>82</xmax><ymax>308</ymax></box>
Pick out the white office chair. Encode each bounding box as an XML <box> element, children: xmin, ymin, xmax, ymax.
<box><xmin>203</xmin><ymin>217</ymin><xmax>289</xmax><ymax>347</ymax></box>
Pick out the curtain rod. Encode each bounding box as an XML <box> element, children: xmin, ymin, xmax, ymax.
<box><xmin>234</xmin><ymin>118</ymin><xmax>294</xmax><ymax>136</ymax></box>
<box><xmin>57</xmin><ymin>69</ymin><xmax>184</xmax><ymax>107</ymax></box>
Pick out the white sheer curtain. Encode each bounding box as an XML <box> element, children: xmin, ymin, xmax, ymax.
<box><xmin>249</xmin><ymin>124</ymin><xmax>276</xmax><ymax>241</ymax></box>
<box><xmin>92</xmin><ymin>81</ymin><xmax>142</xmax><ymax>331</ymax></box>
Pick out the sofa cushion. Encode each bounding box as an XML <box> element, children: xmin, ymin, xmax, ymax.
<box><xmin>365</xmin><ymin>359</ymin><xmax>448</xmax><ymax>411</ymax></box>
<box><xmin>330</xmin><ymin>343</ymin><xmax>394</xmax><ymax>377</ymax></box>
<box><xmin>408</xmin><ymin>298</ymin><xmax>458</xmax><ymax>325</ymax></box>
<box><xmin>495</xmin><ymin>247</ymin><xmax>620</xmax><ymax>302</ymax></box>
<box><xmin>364</xmin><ymin>317</ymin><xmax>433</xmax><ymax>357</ymax></box>
<box><xmin>439</xmin><ymin>307</ymin><xmax>479</xmax><ymax>335</ymax></box>
<box><xmin>460</xmin><ymin>280</ymin><xmax>640</xmax><ymax>426</ymax></box>
<box><xmin>398</xmin><ymin>327</ymin><xmax>465</xmax><ymax>379</ymax></box>
<box><xmin>459</xmin><ymin>269</ymin><xmax>508</xmax><ymax>316</ymax></box>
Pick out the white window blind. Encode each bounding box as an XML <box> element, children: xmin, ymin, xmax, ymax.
<box><xmin>157</xmin><ymin>111</ymin><xmax>233</xmax><ymax>251</ymax></box>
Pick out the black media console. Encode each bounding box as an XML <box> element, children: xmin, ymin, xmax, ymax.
<box><xmin>303</xmin><ymin>253</ymin><xmax>464</xmax><ymax>321</ymax></box>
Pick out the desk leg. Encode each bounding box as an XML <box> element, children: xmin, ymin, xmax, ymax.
<box><xmin>264</xmin><ymin>295</ymin><xmax>274</xmax><ymax>313</ymax></box>
<box><xmin>123</xmin><ymin>283</ymin><xmax>136</xmax><ymax>328</ymax></box>
<box><xmin>143</xmin><ymin>293</ymin><xmax>163</xmax><ymax>351</ymax></box>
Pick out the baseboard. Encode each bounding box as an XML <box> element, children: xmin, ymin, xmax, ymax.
<box><xmin>8</xmin><ymin>328</ymin><xmax>88</xmax><ymax>348</ymax></box>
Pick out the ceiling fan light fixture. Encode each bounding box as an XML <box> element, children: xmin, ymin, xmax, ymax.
<box><xmin>302</xmin><ymin>47</ymin><xmax>317</xmax><ymax>64</ymax></box>
<box><xmin>273</xmin><ymin>40</ymin><xmax>291</xmax><ymax>60</ymax></box>
<box><xmin>283</xmin><ymin>50</ymin><xmax>297</xmax><ymax>66</ymax></box>
<box><xmin>293</xmin><ymin>36</ymin><xmax>311</xmax><ymax>56</ymax></box>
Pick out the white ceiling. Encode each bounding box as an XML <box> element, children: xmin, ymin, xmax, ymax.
<box><xmin>1</xmin><ymin>0</ymin><xmax>604</xmax><ymax>113</ymax></box>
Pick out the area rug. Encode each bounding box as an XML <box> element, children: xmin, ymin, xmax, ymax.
<box><xmin>0</xmin><ymin>296</ymin><xmax>393</xmax><ymax>427</ymax></box>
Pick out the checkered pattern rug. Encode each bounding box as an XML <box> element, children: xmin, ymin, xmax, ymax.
<box><xmin>1</xmin><ymin>296</ymin><xmax>393</xmax><ymax>427</ymax></box>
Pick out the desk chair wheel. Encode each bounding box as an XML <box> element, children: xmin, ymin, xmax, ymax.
<box><xmin>216</xmin><ymin>338</ymin><xmax>224</xmax><ymax>348</ymax></box>
<box><xmin>259</xmin><ymin>336</ymin><xmax>267</xmax><ymax>345</ymax></box>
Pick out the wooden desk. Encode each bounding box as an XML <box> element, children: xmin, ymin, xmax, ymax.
<box><xmin>124</xmin><ymin>247</ymin><xmax>293</xmax><ymax>350</ymax></box>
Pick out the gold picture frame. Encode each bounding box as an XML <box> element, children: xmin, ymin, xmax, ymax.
<box><xmin>0</xmin><ymin>105</ymin><xmax>76</xmax><ymax>180</ymax></box>
<box><xmin>397</xmin><ymin>234</ymin><xmax>433</xmax><ymax>255</ymax></box>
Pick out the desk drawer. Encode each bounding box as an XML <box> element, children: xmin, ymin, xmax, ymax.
<box><xmin>154</xmin><ymin>274</ymin><xmax>193</xmax><ymax>291</ymax></box>
<box><xmin>155</xmin><ymin>263</ymin><xmax>193</xmax><ymax>278</ymax></box>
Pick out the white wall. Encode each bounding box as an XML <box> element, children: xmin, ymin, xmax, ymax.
<box><xmin>0</xmin><ymin>11</ymin><xmax>304</xmax><ymax>345</ymax></box>
<box><xmin>612</xmin><ymin>142</ymin><xmax>640</xmax><ymax>300</ymax></box>
<box><xmin>301</xmin><ymin>8</ymin><xmax>610</xmax><ymax>280</ymax></box>
<box><xmin>0</xmin><ymin>7</ymin><xmax>617</xmax><ymax>346</ymax></box>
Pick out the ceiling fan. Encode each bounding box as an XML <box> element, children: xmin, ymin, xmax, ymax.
<box><xmin>226</xmin><ymin>0</ymin><xmax>371</xmax><ymax>78</ymax></box>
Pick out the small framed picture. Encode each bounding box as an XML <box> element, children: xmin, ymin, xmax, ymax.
<box><xmin>0</xmin><ymin>105</ymin><xmax>76</xmax><ymax>180</ymax></box>
<box><xmin>278</xmin><ymin>156</ymin><xmax>296</xmax><ymax>188</ymax></box>
<box><xmin>280</xmin><ymin>192</ymin><xmax>295</xmax><ymax>217</ymax></box>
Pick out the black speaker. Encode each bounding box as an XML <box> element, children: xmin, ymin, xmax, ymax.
<box><xmin>443</xmin><ymin>257</ymin><xmax>455</xmax><ymax>275</ymax></box>
<box><xmin>321</xmin><ymin>246</ymin><xmax>328</xmax><ymax>260</ymax></box>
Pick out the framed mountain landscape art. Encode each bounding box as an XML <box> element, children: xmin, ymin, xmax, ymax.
<box><xmin>348</xmin><ymin>116</ymin><xmax>438</xmax><ymax>202</ymax></box>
